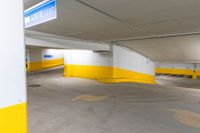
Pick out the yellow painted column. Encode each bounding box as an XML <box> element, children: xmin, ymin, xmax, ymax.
<box><xmin>193</xmin><ymin>64</ymin><xmax>197</xmax><ymax>80</ymax></box>
<box><xmin>64</xmin><ymin>65</ymin><xmax>73</xmax><ymax>77</ymax></box>
<box><xmin>192</xmin><ymin>71</ymin><xmax>197</xmax><ymax>80</ymax></box>
<box><xmin>0</xmin><ymin>0</ymin><xmax>28</xmax><ymax>133</ymax></box>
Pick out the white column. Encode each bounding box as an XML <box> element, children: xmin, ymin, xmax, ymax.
<box><xmin>28</xmin><ymin>48</ymin><xmax>43</xmax><ymax>62</ymax></box>
<box><xmin>0</xmin><ymin>0</ymin><xmax>27</xmax><ymax>133</ymax></box>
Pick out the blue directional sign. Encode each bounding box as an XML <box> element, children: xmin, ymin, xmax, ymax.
<box><xmin>25</xmin><ymin>0</ymin><xmax>57</xmax><ymax>28</ymax></box>
<box><xmin>44</xmin><ymin>55</ymin><xmax>53</xmax><ymax>58</ymax></box>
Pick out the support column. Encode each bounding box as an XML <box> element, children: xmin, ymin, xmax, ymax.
<box><xmin>27</xmin><ymin>48</ymin><xmax>43</xmax><ymax>71</ymax></box>
<box><xmin>193</xmin><ymin>63</ymin><xmax>197</xmax><ymax>80</ymax></box>
<box><xmin>0</xmin><ymin>1</ymin><xmax>28</xmax><ymax>133</ymax></box>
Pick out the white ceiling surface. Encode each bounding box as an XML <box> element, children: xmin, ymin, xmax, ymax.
<box><xmin>25</xmin><ymin>0</ymin><xmax>145</xmax><ymax>41</ymax></box>
<box><xmin>120</xmin><ymin>35</ymin><xmax>200</xmax><ymax>62</ymax></box>
<box><xmin>24</xmin><ymin>0</ymin><xmax>200</xmax><ymax>62</ymax></box>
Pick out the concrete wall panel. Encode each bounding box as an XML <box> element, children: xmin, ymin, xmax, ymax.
<box><xmin>65</xmin><ymin>50</ymin><xmax>112</xmax><ymax>66</ymax></box>
<box><xmin>113</xmin><ymin>45</ymin><xmax>155</xmax><ymax>76</ymax></box>
<box><xmin>64</xmin><ymin>46</ymin><xmax>156</xmax><ymax>84</ymax></box>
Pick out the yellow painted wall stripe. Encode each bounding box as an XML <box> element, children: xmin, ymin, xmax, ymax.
<box><xmin>0</xmin><ymin>103</ymin><xmax>28</xmax><ymax>133</ymax></box>
<box><xmin>155</xmin><ymin>68</ymin><xmax>200</xmax><ymax>79</ymax></box>
<box><xmin>64</xmin><ymin>64</ymin><xmax>113</xmax><ymax>80</ymax></box>
<box><xmin>196</xmin><ymin>70</ymin><xmax>200</xmax><ymax>76</ymax></box>
<box><xmin>42</xmin><ymin>58</ymin><xmax>64</xmax><ymax>69</ymax></box>
<box><xmin>27</xmin><ymin>61</ymin><xmax>42</xmax><ymax>72</ymax></box>
<box><xmin>101</xmin><ymin>67</ymin><xmax>156</xmax><ymax>84</ymax></box>
<box><xmin>28</xmin><ymin>58</ymin><xmax>64</xmax><ymax>72</ymax></box>
<box><xmin>156</xmin><ymin>68</ymin><xmax>193</xmax><ymax>76</ymax></box>
<box><xmin>64</xmin><ymin>64</ymin><xmax>156</xmax><ymax>84</ymax></box>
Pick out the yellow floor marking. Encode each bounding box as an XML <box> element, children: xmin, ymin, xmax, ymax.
<box><xmin>72</xmin><ymin>95</ymin><xmax>108</xmax><ymax>102</ymax></box>
<box><xmin>166</xmin><ymin>109</ymin><xmax>200</xmax><ymax>128</ymax></box>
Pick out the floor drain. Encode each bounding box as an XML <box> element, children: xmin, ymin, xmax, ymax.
<box><xmin>28</xmin><ymin>84</ymin><xmax>41</xmax><ymax>88</ymax></box>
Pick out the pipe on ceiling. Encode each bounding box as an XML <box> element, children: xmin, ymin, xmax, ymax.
<box><xmin>111</xmin><ymin>31</ymin><xmax>200</xmax><ymax>42</ymax></box>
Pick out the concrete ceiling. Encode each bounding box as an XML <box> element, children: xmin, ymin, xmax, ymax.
<box><xmin>24</xmin><ymin>0</ymin><xmax>200</xmax><ymax>62</ymax></box>
<box><xmin>119</xmin><ymin>35</ymin><xmax>200</xmax><ymax>63</ymax></box>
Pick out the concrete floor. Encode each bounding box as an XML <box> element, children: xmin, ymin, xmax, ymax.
<box><xmin>157</xmin><ymin>75</ymin><xmax>200</xmax><ymax>89</ymax></box>
<box><xmin>28</xmin><ymin>67</ymin><xmax>200</xmax><ymax>133</ymax></box>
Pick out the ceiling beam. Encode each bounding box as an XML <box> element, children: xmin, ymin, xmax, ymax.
<box><xmin>25</xmin><ymin>30</ymin><xmax>110</xmax><ymax>51</ymax></box>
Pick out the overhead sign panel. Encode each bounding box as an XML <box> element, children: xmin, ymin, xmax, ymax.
<box><xmin>25</xmin><ymin>0</ymin><xmax>57</xmax><ymax>28</ymax></box>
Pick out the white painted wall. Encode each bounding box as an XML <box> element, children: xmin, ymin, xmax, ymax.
<box><xmin>42</xmin><ymin>49</ymin><xmax>65</xmax><ymax>61</ymax></box>
<box><xmin>28</xmin><ymin>48</ymin><xmax>43</xmax><ymax>62</ymax></box>
<box><xmin>0</xmin><ymin>0</ymin><xmax>26</xmax><ymax>108</ymax></box>
<box><xmin>113</xmin><ymin>45</ymin><xmax>155</xmax><ymax>75</ymax></box>
<box><xmin>27</xmin><ymin>48</ymin><xmax>65</xmax><ymax>62</ymax></box>
<box><xmin>64</xmin><ymin>50</ymin><xmax>112</xmax><ymax>66</ymax></box>
<box><xmin>64</xmin><ymin>46</ymin><xmax>155</xmax><ymax>76</ymax></box>
<box><xmin>196</xmin><ymin>64</ymin><xmax>200</xmax><ymax>70</ymax></box>
<box><xmin>156</xmin><ymin>62</ymin><xmax>194</xmax><ymax>69</ymax></box>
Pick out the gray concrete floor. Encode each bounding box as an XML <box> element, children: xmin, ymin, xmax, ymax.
<box><xmin>157</xmin><ymin>75</ymin><xmax>200</xmax><ymax>89</ymax></box>
<box><xmin>28</xmin><ymin>67</ymin><xmax>200</xmax><ymax>133</ymax></box>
